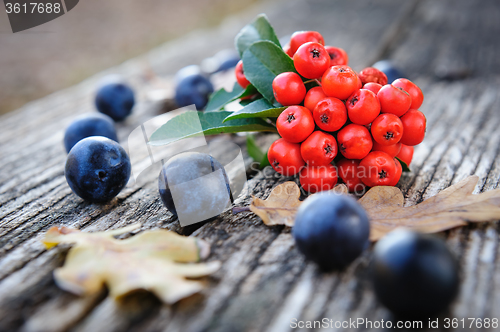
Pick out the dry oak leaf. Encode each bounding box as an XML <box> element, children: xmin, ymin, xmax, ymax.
<box><xmin>42</xmin><ymin>224</ymin><xmax>220</xmax><ymax>304</ymax></box>
<box><xmin>250</xmin><ymin>182</ymin><xmax>301</xmax><ymax>226</ymax></box>
<box><xmin>359</xmin><ymin>175</ymin><xmax>500</xmax><ymax>241</ymax></box>
<box><xmin>330</xmin><ymin>183</ymin><xmax>349</xmax><ymax>195</ymax></box>
<box><xmin>249</xmin><ymin>182</ymin><xmax>348</xmax><ymax>226</ymax></box>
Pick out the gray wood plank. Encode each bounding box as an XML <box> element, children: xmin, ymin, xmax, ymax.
<box><xmin>1</xmin><ymin>0</ymin><xmax>500</xmax><ymax>331</ymax></box>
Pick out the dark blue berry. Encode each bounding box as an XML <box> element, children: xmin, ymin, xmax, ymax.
<box><xmin>63</xmin><ymin>113</ymin><xmax>118</xmax><ymax>153</ymax></box>
<box><xmin>95</xmin><ymin>83</ymin><xmax>135</xmax><ymax>121</ymax></box>
<box><xmin>215</xmin><ymin>56</ymin><xmax>240</xmax><ymax>73</ymax></box>
<box><xmin>175</xmin><ymin>74</ymin><xmax>214</xmax><ymax>110</ymax></box>
<box><xmin>158</xmin><ymin>152</ymin><xmax>231</xmax><ymax>224</ymax></box>
<box><xmin>372</xmin><ymin>60</ymin><xmax>407</xmax><ymax>84</ymax></box>
<box><xmin>201</xmin><ymin>50</ymin><xmax>240</xmax><ymax>74</ymax></box>
<box><xmin>65</xmin><ymin>137</ymin><xmax>131</xmax><ymax>203</ymax></box>
<box><xmin>370</xmin><ymin>229</ymin><xmax>459</xmax><ymax>318</ymax></box>
<box><xmin>292</xmin><ymin>193</ymin><xmax>370</xmax><ymax>271</ymax></box>
<box><xmin>175</xmin><ymin>65</ymin><xmax>203</xmax><ymax>82</ymax></box>
<box><xmin>212</xmin><ymin>50</ymin><xmax>240</xmax><ymax>73</ymax></box>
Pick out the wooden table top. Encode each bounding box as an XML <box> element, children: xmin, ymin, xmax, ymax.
<box><xmin>1</xmin><ymin>0</ymin><xmax>500</xmax><ymax>331</ymax></box>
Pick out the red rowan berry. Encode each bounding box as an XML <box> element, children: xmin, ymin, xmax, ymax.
<box><xmin>312</xmin><ymin>97</ymin><xmax>347</xmax><ymax>132</ymax></box>
<box><xmin>277</xmin><ymin>106</ymin><xmax>315</xmax><ymax>143</ymax></box>
<box><xmin>397</xmin><ymin>144</ymin><xmax>414</xmax><ymax>166</ymax></box>
<box><xmin>299</xmin><ymin>164</ymin><xmax>338</xmax><ymax>193</ymax></box>
<box><xmin>293</xmin><ymin>42</ymin><xmax>330</xmax><ymax>79</ymax></box>
<box><xmin>336</xmin><ymin>158</ymin><xmax>365</xmax><ymax>193</ymax></box>
<box><xmin>359</xmin><ymin>67</ymin><xmax>388</xmax><ymax>85</ymax></box>
<box><xmin>359</xmin><ymin>151</ymin><xmax>397</xmax><ymax>187</ymax></box>
<box><xmin>235</xmin><ymin>60</ymin><xmax>250</xmax><ymax>88</ymax></box>
<box><xmin>346</xmin><ymin>89</ymin><xmax>381</xmax><ymax>125</ymax></box>
<box><xmin>337</xmin><ymin>124</ymin><xmax>373</xmax><ymax>159</ymax></box>
<box><xmin>356</xmin><ymin>73</ymin><xmax>362</xmax><ymax>89</ymax></box>
<box><xmin>283</xmin><ymin>44</ymin><xmax>294</xmax><ymax>57</ymax></box>
<box><xmin>272</xmin><ymin>72</ymin><xmax>306</xmax><ymax>106</ymax></box>
<box><xmin>392</xmin><ymin>78</ymin><xmax>424</xmax><ymax>109</ymax></box>
<box><xmin>371</xmin><ymin>113</ymin><xmax>404</xmax><ymax>146</ymax></box>
<box><xmin>324</xmin><ymin>46</ymin><xmax>349</xmax><ymax>66</ymax></box>
<box><xmin>363</xmin><ymin>82</ymin><xmax>383</xmax><ymax>94</ymax></box>
<box><xmin>268</xmin><ymin>138</ymin><xmax>305</xmax><ymax>176</ymax></box>
<box><xmin>389</xmin><ymin>158</ymin><xmax>403</xmax><ymax>186</ymax></box>
<box><xmin>304</xmin><ymin>86</ymin><xmax>327</xmax><ymax>112</ymax></box>
<box><xmin>377</xmin><ymin>84</ymin><xmax>412</xmax><ymax>117</ymax></box>
<box><xmin>322</xmin><ymin>65</ymin><xmax>359</xmax><ymax>100</ymax></box>
<box><xmin>289</xmin><ymin>31</ymin><xmax>325</xmax><ymax>55</ymax></box>
<box><xmin>400</xmin><ymin>109</ymin><xmax>426</xmax><ymax>146</ymax></box>
<box><xmin>372</xmin><ymin>141</ymin><xmax>402</xmax><ymax>158</ymax></box>
<box><xmin>300</xmin><ymin>131</ymin><xmax>337</xmax><ymax>166</ymax></box>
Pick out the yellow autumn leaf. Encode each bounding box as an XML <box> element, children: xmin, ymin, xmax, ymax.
<box><xmin>42</xmin><ymin>224</ymin><xmax>220</xmax><ymax>304</ymax></box>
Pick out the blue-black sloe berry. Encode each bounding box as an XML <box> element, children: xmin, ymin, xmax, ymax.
<box><xmin>293</xmin><ymin>193</ymin><xmax>370</xmax><ymax>271</ymax></box>
<box><xmin>175</xmin><ymin>65</ymin><xmax>203</xmax><ymax>82</ymax></box>
<box><xmin>158</xmin><ymin>152</ymin><xmax>231</xmax><ymax>225</ymax></box>
<box><xmin>201</xmin><ymin>50</ymin><xmax>240</xmax><ymax>74</ymax></box>
<box><xmin>370</xmin><ymin>229</ymin><xmax>459</xmax><ymax>318</ymax></box>
<box><xmin>175</xmin><ymin>74</ymin><xmax>214</xmax><ymax>110</ymax></box>
<box><xmin>64</xmin><ymin>113</ymin><xmax>118</xmax><ymax>153</ymax></box>
<box><xmin>95</xmin><ymin>83</ymin><xmax>135</xmax><ymax>121</ymax></box>
<box><xmin>212</xmin><ymin>50</ymin><xmax>240</xmax><ymax>73</ymax></box>
<box><xmin>65</xmin><ymin>137</ymin><xmax>131</xmax><ymax>203</ymax></box>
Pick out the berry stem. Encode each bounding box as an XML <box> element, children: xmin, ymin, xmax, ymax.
<box><xmin>267</xmin><ymin>118</ymin><xmax>278</xmax><ymax>128</ymax></box>
<box><xmin>232</xmin><ymin>206</ymin><xmax>251</xmax><ymax>214</ymax></box>
<box><xmin>303</xmin><ymin>79</ymin><xmax>322</xmax><ymax>86</ymax></box>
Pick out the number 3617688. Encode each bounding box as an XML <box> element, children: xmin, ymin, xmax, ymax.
<box><xmin>5</xmin><ymin>3</ymin><xmax>62</xmax><ymax>14</ymax></box>
<box><xmin>444</xmin><ymin>318</ymin><xmax>498</xmax><ymax>329</ymax></box>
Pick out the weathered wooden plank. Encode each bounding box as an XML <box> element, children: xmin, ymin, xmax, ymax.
<box><xmin>391</xmin><ymin>0</ymin><xmax>500</xmax><ymax>80</ymax></box>
<box><xmin>20</xmin><ymin>291</ymin><xmax>106</xmax><ymax>332</ymax></box>
<box><xmin>1</xmin><ymin>0</ymin><xmax>500</xmax><ymax>331</ymax></box>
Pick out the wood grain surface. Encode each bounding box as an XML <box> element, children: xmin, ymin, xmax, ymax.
<box><xmin>1</xmin><ymin>0</ymin><xmax>500</xmax><ymax>331</ymax></box>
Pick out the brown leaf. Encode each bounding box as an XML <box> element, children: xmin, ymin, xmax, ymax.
<box><xmin>250</xmin><ymin>182</ymin><xmax>301</xmax><ymax>226</ymax></box>
<box><xmin>42</xmin><ymin>224</ymin><xmax>220</xmax><ymax>304</ymax></box>
<box><xmin>360</xmin><ymin>176</ymin><xmax>500</xmax><ymax>241</ymax></box>
<box><xmin>248</xmin><ymin>176</ymin><xmax>500</xmax><ymax>240</ymax></box>
<box><xmin>249</xmin><ymin>182</ymin><xmax>349</xmax><ymax>226</ymax></box>
<box><xmin>330</xmin><ymin>183</ymin><xmax>349</xmax><ymax>195</ymax></box>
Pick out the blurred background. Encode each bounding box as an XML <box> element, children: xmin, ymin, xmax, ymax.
<box><xmin>0</xmin><ymin>0</ymin><xmax>260</xmax><ymax>115</ymax></box>
<box><xmin>2</xmin><ymin>0</ymin><xmax>498</xmax><ymax>115</ymax></box>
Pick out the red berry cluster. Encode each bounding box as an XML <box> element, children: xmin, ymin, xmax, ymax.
<box><xmin>236</xmin><ymin>31</ymin><xmax>425</xmax><ymax>194</ymax></box>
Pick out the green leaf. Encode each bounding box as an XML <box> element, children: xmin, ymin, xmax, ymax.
<box><xmin>242</xmin><ymin>41</ymin><xmax>296</xmax><ymax>105</ymax></box>
<box><xmin>260</xmin><ymin>152</ymin><xmax>271</xmax><ymax>168</ymax></box>
<box><xmin>240</xmin><ymin>84</ymin><xmax>259</xmax><ymax>99</ymax></box>
<box><xmin>149</xmin><ymin>111</ymin><xmax>277</xmax><ymax>146</ymax></box>
<box><xmin>205</xmin><ymin>83</ymin><xmax>257</xmax><ymax>112</ymax></box>
<box><xmin>205</xmin><ymin>83</ymin><xmax>242</xmax><ymax>112</ymax></box>
<box><xmin>246</xmin><ymin>134</ymin><xmax>265</xmax><ymax>164</ymax></box>
<box><xmin>396</xmin><ymin>157</ymin><xmax>411</xmax><ymax>172</ymax></box>
<box><xmin>246</xmin><ymin>135</ymin><xmax>271</xmax><ymax>169</ymax></box>
<box><xmin>239</xmin><ymin>99</ymin><xmax>254</xmax><ymax>107</ymax></box>
<box><xmin>235</xmin><ymin>14</ymin><xmax>281</xmax><ymax>58</ymax></box>
<box><xmin>223</xmin><ymin>98</ymin><xmax>286</xmax><ymax>123</ymax></box>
